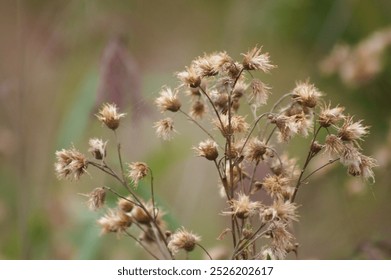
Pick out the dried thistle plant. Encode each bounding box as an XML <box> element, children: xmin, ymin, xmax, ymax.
<box><xmin>55</xmin><ymin>45</ymin><xmax>377</xmax><ymax>260</ymax></box>
<box><xmin>153</xmin><ymin>45</ymin><xmax>377</xmax><ymax>260</ymax></box>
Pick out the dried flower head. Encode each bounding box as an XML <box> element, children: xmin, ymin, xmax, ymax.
<box><xmin>359</xmin><ymin>154</ymin><xmax>377</xmax><ymax>183</ymax></box>
<box><xmin>338</xmin><ymin>116</ymin><xmax>369</xmax><ymax>142</ymax></box>
<box><xmin>214</xmin><ymin>114</ymin><xmax>249</xmax><ymax>136</ymax></box>
<box><xmin>130</xmin><ymin>201</ymin><xmax>155</xmax><ymax>224</ymax></box>
<box><xmin>292</xmin><ymin>81</ymin><xmax>322</xmax><ymax>108</ymax></box>
<box><xmin>117</xmin><ymin>196</ymin><xmax>135</xmax><ymax>212</ymax></box>
<box><xmin>324</xmin><ymin>134</ymin><xmax>345</xmax><ymax>156</ymax></box>
<box><xmin>190</xmin><ymin>100</ymin><xmax>206</xmax><ymax>119</ymax></box>
<box><xmin>97</xmin><ymin>209</ymin><xmax>132</xmax><ymax>235</ymax></box>
<box><xmin>177</xmin><ymin>66</ymin><xmax>201</xmax><ymax>88</ymax></box>
<box><xmin>192</xmin><ymin>52</ymin><xmax>229</xmax><ymax>77</ymax></box>
<box><xmin>318</xmin><ymin>103</ymin><xmax>345</xmax><ymax>127</ymax></box>
<box><xmin>242</xmin><ymin>46</ymin><xmax>275</xmax><ymax>72</ymax></box>
<box><xmin>272</xmin><ymin>200</ymin><xmax>299</xmax><ymax>222</ymax></box>
<box><xmin>268</xmin><ymin>221</ymin><xmax>294</xmax><ymax>256</ymax></box>
<box><xmin>96</xmin><ymin>103</ymin><xmax>126</xmax><ymax>130</ymax></box>
<box><xmin>55</xmin><ymin>147</ymin><xmax>88</xmax><ymax>180</ymax></box>
<box><xmin>223</xmin><ymin>193</ymin><xmax>261</xmax><ymax>219</ymax></box>
<box><xmin>193</xmin><ymin>139</ymin><xmax>219</xmax><ymax>161</ymax></box>
<box><xmin>155</xmin><ymin>87</ymin><xmax>181</xmax><ymax>113</ymax></box>
<box><xmin>340</xmin><ymin>143</ymin><xmax>361</xmax><ymax>167</ymax></box>
<box><xmin>168</xmin><ymin>227</ymin><xmax>201</xmax><ymax>254</ymax></box>
<box><xmin>128</xmin><ymin>162</ymin><xmax>149</xmax><ymax>186</ymax></box>
<box><xmin>88</xmin><ymin>138</ymin><xmax>107</xmax><ymax>160</ymax></box>
<box><xmin>262</xmin><ymin>174</ymin><xmax>292</xmax><ymax>201</ymax></box>
<box><xmin>271</xmin><ymin>115</ymin><xmax>298</xmax><ymax>142</ymax></box>
<box><xmin>154</xmin><ymin>117</ymin><xmax>175</xmax><ymax>141</ymax></box>
<box><xmin>249</xmin><ymin>79</ymin><xmax>271</xmax><ymax>107</ymax></box>
<box><xmin>86</xmin><ymin>187</ymin><xmax>106</xmax><ymax>211</ymax></box>
<box><xmin>244</xmin><ymin>138</ymin><xmax>267</xmax><ymax>162</ymax></box>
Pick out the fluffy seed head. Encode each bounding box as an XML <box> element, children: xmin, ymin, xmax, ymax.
<box><xmin>338</xmin><ymin>116</ymin><xmax>369</xmax><ymax>141</ymax></box>
<box><xmin>324</xmin><ymin>134</ymin><xmax>345</xmax><ymax>156</ymax></box>
<box><xmin>128</xmin><ymin>162</ymin><xmax>149</xmax><ymax>186</ymax></box>
<box><xmin>117</xmin><ymin>196</ymin><xmax>135</xmax><ymax>212</ymax></box>
<box><xmin>318</xmin><ymin>103</ymin><xmax>345</xmax><ymax>127</ymax></box>
<box><xmin>86</xmin><ymin>187</ymin><xmax>106</xmax><ymax>211</ymax></box>
<box><xmin>190</xmin><ymin>100</ymin><xmax>206</xmax><ymax>119</ymax></box>
<box><xmin>168</xmin><ymin>227</ymin><xmax>201</xmax><ymax>254</ymax></box>
<box><xmin>177</xmin><ymin>66</ymin><xmax>201</xmax><ymax>88</ymax></box>
<box><xmin>155</xmin><ymin>87</ymin><xmax>181</xmax><ymax>113</ymax></box>
<box><xmin>268</xmin><ymin>221</ymin><xmax>294</xmax><ymax>256</ymax></box>
<box><xmin>242</xmin><ymin>46</ymin><xmax>276</xmax><ymax>72</ymax></box>
<box><xmin>193</xmin><ymin>139</ymin><xmax>219</xmax><ymax>161</ymax></box>
<box><xmin>249</xmin><ymin>79</ymin><xmax>271</xmax><ymax>107</ymax></box>
<box><xmin>55</xmin><ymin>147</ymin><xmax>88</xmax><ymax>180</ymax></box>
<box><xmin>97</xmin><ymin>209</ymin><xmax>132</xmax><ymax>235</ymax></box>
<box><xmin>130</xmin><ymin>201</ymin><xmax>154</xmax><ymax>224</ymax></box>
<box><xmin>223</xmin><ymin>193</ymin><xmax>261</xmax><ymax>219</ymax></box>
<box><xmin>88</xmin><ymin>138</ymin><xmax>107</xmax><ymax>160</ymax></box>
<box><xmin>262</xmin><ymin>174</ymin><xmax>292</xmax><ymax>201</ymax></box>
<box><xmin>244</xmin><ymin>138</ymin><xmax>267</xmax><ymax>162</ymax></box>
<box><xmin>272</xmin><ymin>200</ymin><xmax>299</xmax><ymax>222</ymax></box>
<box><xmin>214</xmin><ymin>114</ymin><xmax>249</xmax><ymax>136</ymax></box>
<box><xmin>96</xmin><ymin>103</ymin><xmax>126</xmax><ymax>130</ymax></box>
<box><xmin>292</xmin><ymin>81</ymin><xmax>323</xmax><ymax>108</ymax></box>
<box><xmin>154</xmin><ymin>118</ymin><xmax>175</xmax><ymax>141</ymax></box>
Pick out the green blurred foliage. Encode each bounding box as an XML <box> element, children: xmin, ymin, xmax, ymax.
<box><xmin>0</xmin><ymin>0</ymin><xmax>390</xmax><ymax>260</ymax></box>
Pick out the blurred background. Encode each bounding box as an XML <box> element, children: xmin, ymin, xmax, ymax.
<box><xmin>1</xmin><ymin>0</ymin><xmax>390</xmax><ymax>259</ymax></box>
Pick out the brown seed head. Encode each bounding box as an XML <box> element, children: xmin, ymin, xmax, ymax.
<box><xmin>168</xmin><ymin>227</ymin><xmax>201</xmax><ymax>254</ymax></box>
<box><xmin>54</xmin><ymin>147</ymin><xmax>88</xmax><ymax>180</ymax></box>
<box><xmin>272</xmin><ymin>200</ymin><xmax>299</xmax><ymax>222</ymax></box>
<box><xmin>244</xmin><ymin>138</ymin><xmax>267</xmax><ymax>162</ymax></box>
<box><xmin>214</xmin><ymin>114</ymin><xmax>249</xmax><ymax>136</ymax></box>
<box><xmin>96</xmin><ymin>103</ymin><xmax>126</xmax><ymax>130</ymax></box>
<box><xmin>223</xmin><ymin>193</ymin><xmax>261</xmax><ymax>219</ymax></box>
<box><xmin>249</xmin><ymin>79</ymin><xmax>271</xmax><ymax>107</ymax></box>
<box><xmin>190</xmin><ymin>100</ymin><xmax>206</xmax><ymax>119</ymax></box>
<box><xmin>268</xmin><ymin>221</ymin><xmax>294</xmax><ymax>256</ymax></box>
<box><xmin>88</xmin><ymin>138</ymin><xmax>107</xmax><ymax>160</ymax></box>
<box><xmin>128</xmin><ymin>162</ymin><xmax>149</xmax><ymax>186</ymax></box>
<box><xmin>86</xmin><ymin>187</ymin><xmax>106</xmax><ymax>211</ymax></box>
<box><xmin>154</xmin><ymin>118</ymin><xmax>175</xmax><ymax>141</ymax></box>
<box><xmin>177</xmin><ymin>66</ymin><xmax>201</xmax><ymax>88</ymax></box>
<box><xmin>324</xmin><ymin>134</ymin><xmax>345</xmax><ymax>156</ymax></box>
<box><xmin>262</xmin><ymin>174</ymin><xmax>292</xmax><ymax>201</ymax></box>
<box><xmin>338</xmin><ymin>116</ymin><xmax>369</xmax><ymax>141</ymax></box>
<box><xmin>292</xmin><ymin>81</ymin><xmax>323</xmax><ymax>108</ymax></box>
<box><xmin>97</xmin><ymin>209</ymin><xmax>132</xmax><ymax>235</ymax></box>
<box><xmin>193</xmin><ymin>139</ymin><xmax>219</xmax><ymax>161</ymax></box>
<box><xmin>242</xmin><ymin>46</ymin><xmax>276</xmax><ymax>72</ymax></box>
<box><xmin>318</xmin><ymin>103</ymin><xmax>345</xmax><ymax>127</ymax></box>
<box><xmin>117</xmin><ymin>196</ymin><xmax>135</xmax><ymax>212</ymax></box>
<box><xmin>130</xmin><ymin>201</ymin><xmax>156</xmax><ymax>225</ymax></box>
<box><xmin>155</xmin><ymin>87</ymin><xmax>181</xmax><ymax>113</ymax></box>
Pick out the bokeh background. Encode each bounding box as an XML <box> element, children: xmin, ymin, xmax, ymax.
<box><xmin>1</xmin><ymin>0</ymin><xmax>390</xmax><ymax>259</ymax></box>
